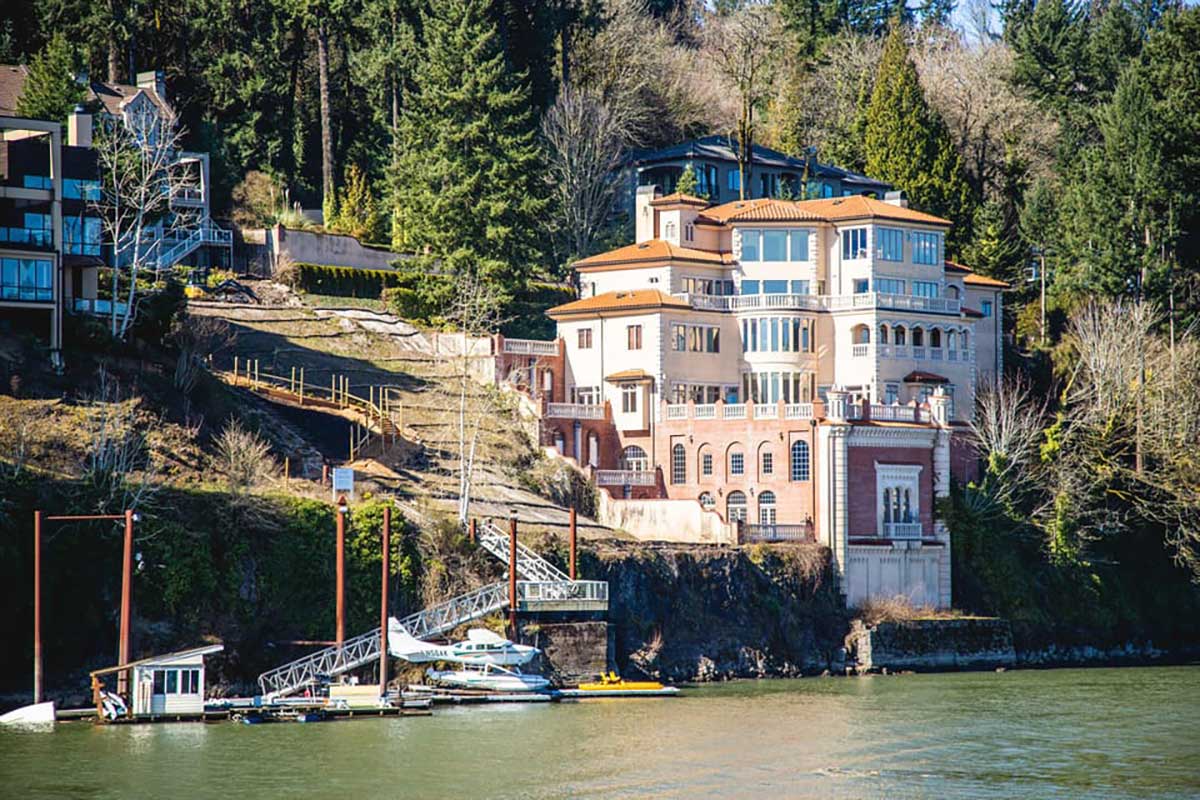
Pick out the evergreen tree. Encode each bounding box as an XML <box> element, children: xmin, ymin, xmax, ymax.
<box><xmin>333</xmin><ymin>163</ymin><xmax>385</xmax><ymax>243</ymax></box>
<box><xmin>962</xmin><ymin>197</ymin><xmax>1023</xmax><ymax>283</ymax></box>
<box><xmin>390</xmin><ymin>0</ymin><xmax>548</xmax><ymax>296</ymax></box>
<box><xmin>16</xmin><ymin>32</ymin><xmax>84</xmax><ymax>125</ymax></box>
<box><xmin>676</xmin><ymin>164</ymin><xmax>700</xmax><ymax>198</ymax></box>
<box><xmin>1011</xmin><ymin>0</ymin><xmax>1088</xmax><ymax>111</ymax></box>
<box><xmin>863</xmin><ymin>23</ymin><xmax>972</xmax><ymax>250</ymax></box>
<box><xmin>776</xmin><ymin>0</ymin><xmax>846</xmax><ymax>60</ymax></box>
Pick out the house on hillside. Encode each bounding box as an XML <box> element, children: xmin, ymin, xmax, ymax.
<box><xmin>619</xmin><ymin>135</ymin><xmax>891</xmax><ymax>218</ymax></box>
<box><xmin>497</xmin><ymin>186</ymin><xmax>1009</xmax><ymax>610</ymax></box>
<box><xmin>0</xmin><ymin>67</ymin><xmax>231</xmax><ymax>363</ymax></box>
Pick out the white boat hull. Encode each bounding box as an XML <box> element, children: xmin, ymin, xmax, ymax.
<box><xmin>426</xmin><ymin>668</ymin><xmax>549</xmax><ymax>693</ymax></box>
<box><xmin>0</xmin><ymin>701</ymin><xmax>56</xmax><ymax>725</ymax></box>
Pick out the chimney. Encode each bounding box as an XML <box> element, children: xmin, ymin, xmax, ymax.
<box><xmin>883</xmin><ymin>190</ymin><xmax>908</xmax><ymax>208</ymax></box>
<box><xmin>68</xmin><ymin>106</ymin><xmax>92</xmax><ymax>148</ymax></box>
<box><xmin>136</xmin><ymin>70</ymin><xmax>166</xmax><ymax>103</ymax></box>
<box><xmin>635</xmin><ymin>183</ymin><xmax>661</xmax><ymax>244</ymax></box>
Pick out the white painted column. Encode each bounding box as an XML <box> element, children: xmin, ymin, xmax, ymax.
<box><xmin>929</xmin><ymin>387</ymin><xmax>952</xmax><ymax>609</ymax></box>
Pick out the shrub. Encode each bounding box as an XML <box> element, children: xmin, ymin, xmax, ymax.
<box><xmin>211</xmin><ymin>419</ymin><xmax>275</xmax><ymax>492</ymax></box>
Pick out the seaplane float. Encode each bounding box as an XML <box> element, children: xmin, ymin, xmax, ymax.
<box><xmin>387</xmin><ymin>623</ymin><xmax>550</xmax><ymax>692</ymax></box>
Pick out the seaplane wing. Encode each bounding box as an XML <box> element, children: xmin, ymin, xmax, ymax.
<box><xmin>387</xmin><ymin>620</ymin><xmax>539</xmax><ymax>666</ymax></box>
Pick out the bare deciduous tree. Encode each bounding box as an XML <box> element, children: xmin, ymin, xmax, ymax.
<box><xmin>541</xmin><ymin>86</ymin><xmax>633</xmax><ymax>266</ymax></box>
<box><xmin>212</xmin><ymin>418</ymin><xmax>276</xmax><ymax>494</ymax></box>
<box><xmin>171</xmin><ymin>313</ymin><xmax>236</xmax><ymax>394</ymax></box>
<box><xmin>81</xmin><ymin>368</ymin><xmax>160</xmax><ymax>511</ymax></box>
<box><xmin>91</xmin><ymin>106</ymin><xmax>197</xmax><ymax>339</ymax></box>
<box><xmin>703</xmin><ymin>3</ymin><xmax>781</xmax><ymax>200</ymax></box>
<box><xmin>968</xmin><ymin>374</ymin><xmax>1046</xmax><ymax>508</ymax></box>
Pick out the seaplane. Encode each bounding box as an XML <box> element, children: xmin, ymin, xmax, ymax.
<box><xmin>387</xmin><ymin>622</ymin><xmax>550</xmax><ymax>692</ymax></box>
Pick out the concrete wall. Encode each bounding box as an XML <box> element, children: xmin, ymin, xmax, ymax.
<box><xmin>267</xmin><ymin>224</ymin><xmax>410</xmax><ymax>272</ymax></box>
<box><xmin>594</xmin><ymin>489</ymin><xmax>735</xmax><ymax>544</ymax></box>
<box><xmin>845</xmin><ymin>544</ymin><xmax>946</xmax><ymax>609</ymax></box>
<box><xmin>848</xmin><ymin>617</ymin><xmax>1017</xmax><ymax>672</ymax></box>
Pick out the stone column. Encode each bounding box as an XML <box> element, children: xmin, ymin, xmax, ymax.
<box><xmin>929</xmin><ymin>387</ymin><xmax>952</xmax><ymax>609</ymax></box>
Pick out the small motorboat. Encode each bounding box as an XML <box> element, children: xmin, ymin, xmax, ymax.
<box><xmin>425</xmin><ymin>664</ymin><xmax>550</xmax><ymax>693</ymax></box>
<box><xmin>0</xmin><ymin>701</ymin><xmax>56</xmax><ymax>725</ymax></box>
<box><xmin>559</xmin><ymin>672</ymin><xmax>680</xmax><ymax>698</ymax></box>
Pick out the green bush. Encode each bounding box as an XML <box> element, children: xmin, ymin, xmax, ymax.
<box><xmin>294</xmin><ymin>263</ymin><xmax>414</xmax><ymax>299</ymax></box>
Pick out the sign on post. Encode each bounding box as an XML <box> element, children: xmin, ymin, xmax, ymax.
<box><xmin>332</xmin><ymin>467</ymin><xmax>355</xmax><ymax>502</ymax></box>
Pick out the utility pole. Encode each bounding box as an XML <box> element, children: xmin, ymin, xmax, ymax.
<box><xmin>1040</xmin><ymin>250</ymin><xmax>1047</xmax><ymax>347</ymax></box>
<box><xmin>568</xmin><ymin>507</ymin><xmax>577</xmax><ymax>581</ymax></box>
<box><xmin>119</xmin><ymin>509</ymin><xmax>133</xmax><ymax>696</ymax></box>
<box><xmin>379</xmin><ymin>506</ymin><xmax>390</xmax><ymax>697</ymax></box>
<box><xmin>33</xmin><ymin>511</ymin><xmax>42</xmax><ymax>704</ymax></box>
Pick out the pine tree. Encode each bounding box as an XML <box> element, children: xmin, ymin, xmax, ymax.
<box><xmin>863</xmin><ymin>23</ymin><xmax>972</xmax><ymax>250</ymax></box>
<box><xmin>390</xmin><ymin>0</ymin><xmax>547</xmax><ymax>297</ymax></box>
<box><xmin>962</xmin><ymin>198</ymin><xmax>1023</xmax><ymax>284</ymax></box>
<box><xmin>16</xmin><ymin>32</ymin><xmax>84</xmax><ymax>125</ymax></box>
<box><xmin>676</xmin><ymin>165</ymin><xmax>700</xmax><ymax>198</ymax></box>
<box><xmin>333</xmin><ymin>163</ymin><xmax>385</xmax><ymax>243</ymax></box>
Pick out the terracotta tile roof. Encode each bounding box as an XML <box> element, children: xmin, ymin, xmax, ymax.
<box><xmin>573</xmin><ymin>239</ymin><xmax>734</xmax><ymax>270</ymax></box>
<box><xmin>605</xmin><ymin>368</ymin><xmax>654</xmax><ymax>382</ymax></box>
<box><xmin>547</xmin><ymin>289</ymin><xmax>690</xmax><ymax>319</ymax></box>
<box><xmin>699</xmin><ymin>195</ymin><xmax>951</xmax><ymax>226</ymax></box>
<box><xmin>903</xmin><ymin>371</ymin><xmax>949</xmax><ymax>384</ymax></box>
<box><xmin>649</xmin><ymin>192</ymin><xmax>710</xmax><ymax>207</ymax></box>
<box><xmin>0</xmin><ymin>64</ymin><xmax>28</xmax><ymax>116</ymax></box>
<box><xmin>945</xmin><ymin>260</ymin><xmax>1011</xmax><ymax>289</ymax></box>
<box><xmin>961</xmin><ymin>306</ymin><xmax>984</xmax><ymax>318</ymax></box>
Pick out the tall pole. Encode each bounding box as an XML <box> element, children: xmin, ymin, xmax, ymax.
<box><xmin>379</xmin><ymin>506</ymin><xmax>390</xmax><ymax>697</ymax></box>
<box><xmin>118</xmin><ymin>509</ymin><xmax>133</xmax><ymax>697</ymax></box>
<box><xmin>1039</xmin><ymin>252</ymin><xmax>1047</xmax><ymax>347</ymax></box>
<box><xmin>508</xmin><ymin>514</ymin><xmax>518</xmax><ymax>635</ymax></box>
<box><xmin>336</xmin><ymin>503</ymin><xmax>346</xmax><ymax>647</ymax></box>
<box><xmin>568</xmin><ymin>507</ymin><xmax>577</xmax><ymax>581</ymax></box>
<box><xmin>33</xmin><ymin>510</ymin><xmax>42</xmax><ymax>704</ymax></box>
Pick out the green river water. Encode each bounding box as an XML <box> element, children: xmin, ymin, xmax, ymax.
<box><xmin>2</xmin><ymin>665</ymin><xmax>1198</xmax><ymax>799</ymax></box>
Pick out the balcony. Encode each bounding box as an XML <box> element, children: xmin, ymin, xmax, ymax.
<box><xmin>546</xmin><ymin>402</ymin><xmax>605</xmax><ymax>419</ymax></box>
<box><xmin>784</xmin><ymin>403</ymin><xmax>814</xmax><ymax>419</ymax></box>
<box><xmin>674</xmin><ymin>291</ymin><xmax>961</xmax><ymax>315</ymax></box>
<box><xmin>744</xmin><ymin>523</ymin><xmax>815</xmax><ymax>543</ymax></box>
<box><xmin>502</xmin><ymin>338</ymin><xmax>559</xmax><ymax>357</ymax></box>
<box><xmin>852</xmin><ymin>344</ymin><xmax>871</xmax><ymax>358</ymax></box>
<box><xmin>595</xmin><ymin>469</ymin><xmax>656</xmax><ymax>486</ymax></box>
<box><xmin>663</xmin><ymin>401</ymin><xmax>816</xmax><ymax>423</ymax></box>
<box><xmin>884</xmin><ymin>522</ymin><xmax>923</xmax><ymax>539</ymax></box>
<box><xmin>869</xmin><ymin>404</ymin><xmax>918</xmax><ymax>422</ymax></box>
<box><xmin>73</xmin><ymin>298</ymin><xmax>131</xmax><ymax>316</ymax></box>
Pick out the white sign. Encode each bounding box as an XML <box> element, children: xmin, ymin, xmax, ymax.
<box><xmin>332</xmin><ymin>467</ymin><xmax>355</xmax><ymax>500</ymax></box>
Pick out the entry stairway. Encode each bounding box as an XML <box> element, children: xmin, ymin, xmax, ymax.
<box><xmin>256</xmin><ymin>521</ymin><xmax>605</xmax><ymax>699</ymax></box>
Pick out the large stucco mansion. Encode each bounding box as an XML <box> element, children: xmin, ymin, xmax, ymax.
<box><xmin>496</xmin><ymin>186</ymin><xmax>1008</xmax><ymax>608</ymax></box>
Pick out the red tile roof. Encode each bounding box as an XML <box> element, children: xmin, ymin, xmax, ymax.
<box><xmin>903</xmin><ymin>371</ymin><xmax>949</xmax><ymax>384</ymax></box>
<box><xmin>700</xmin><ymin>195</ymin><xmax>951</xmax><ymax>226</ymax></box>
<box><xmin>945</xmin><ymin>260</ymin><xmax>1011</xmax><ymax>289</ymax></box>
<box><xmin>547</xmin><ymin>289</ymin><xmax>691</xmax><ymax>319</ymax></box>
<box><xmin>649</xmin><ymin>192</ymin><xmax>710</xmax><ymax>207</ymax></box>
<box><xmin>574</xmin><ymin>239</ymin><xmax>734</xmax><ymax>270</ymax></box>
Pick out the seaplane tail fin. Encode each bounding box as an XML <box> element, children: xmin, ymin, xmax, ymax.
<box><xmin>386</xmin><ymin>622</ymin><xmax>442</xmax><ymax>661</ymax></box>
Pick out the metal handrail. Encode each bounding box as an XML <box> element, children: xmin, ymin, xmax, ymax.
<box><xmin>478</xmin><ymin>521</ymin><xmax>570</xmax><ymax>582</ymax></box>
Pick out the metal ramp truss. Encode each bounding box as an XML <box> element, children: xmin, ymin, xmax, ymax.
<box><xmin>477</xmin><ymin>521</ymin><xmax>571</xmax><ymax>582</ymax></box>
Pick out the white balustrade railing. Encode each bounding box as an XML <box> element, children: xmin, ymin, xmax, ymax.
<box><xmin>753</xmin><ymin>404</ymin><xmax>777</xmax><ymax>419</ymax></box>
<box><xmin>870</xmin><ymin>404</ymin><xmax>917</xmax><ymax>422</ymax></box>
<box><xmin>884</xmin><ymin>522</ymin><xmax>923</xmax><ymax>539</ymax></box>
<box><xmin>666</xmin><ymin>404</ymin><xmax>688</xmax><ymax>420</ymax></box>
<box><xmin>846</xmin><ymin>404</ymin><xmax>864</xmax><ymax>420</ymax></box>
<box><xmin>947</xmin><ymin>350</ymin><xmax>958</xmax><ymax>361</ymax></box>
<box><xmin>723</xmin><ymin>403</ymin><xmax>747</xmax><ymax>419</ymax></box>
<box><xmin>503</xmin><ymin>338</ymin><xmax>559</xmax><ymax>356</ymax></box>
<box><xmin>675</xmin><ymin>291</ymin><xmax>962</xmax><ymax>315</ymax></box>
<box><xmin>912</xmin><ymin>346</ymin><xmax>926</xmax><ymax>360</ymax></box>
<box><xmin>546</xmin><ymin>402</ymin><xmax>604</xmax><ymax>419</ymax></box>
<box><xmin>694</xmin><ymin>404</ymin><xmax>716</xmax><ymax>419</ymax></box>
<box><xmin>930</xmin><ymin>349</ymin><xmax>944</xmax><ymax>361</ymax></box>
<box><xmin>852</xmin><ymin>344</ymin><xmax>871</xmax><ymax>358</ymax></box>
<box><xmin>784</xmin><ymin>403</ymin><xmax>814</xmax><ymax>419</ymax></box>
<box><xmin>595</xmin><ymin>469</ymin><xmax>656</xmax><ymax>486</ymax></box>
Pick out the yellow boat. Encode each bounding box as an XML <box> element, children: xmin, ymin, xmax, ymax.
<box><xmin>577</xmin><ymin>672</ymin><xmax>669</xmax><ymax>692</ymax></box>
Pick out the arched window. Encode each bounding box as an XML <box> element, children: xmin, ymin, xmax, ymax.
<box><xmin>729</xmin><ymin>447</ymin><xmax>745</xmax><ymax>477</ymax></box>
<box><xmin>852</xmin><ymin>324</ymin><xmax>870</xmax><ymax>344</ymax></box>
<box><xmin>698</xmin><ymin>446</ymin><xmax>713</xmax><ymax>478</ymax></box>
<box><xmin>664</xmin><ymin>221</ymin><xmax>676</xmax><ymax>239</ymax></box>
<box><xmin>879</xmin><ymin>324</ymin><xmax>889</xmax><ymax>344</ymax></box>
<box><xmin>893</xmin><ymin>325</ymin><xmax>906</xmax><ymax>345</ymax></box>
<box><xmin>961</xmin><ymin>330</ymin><xmax>970</xmax><ymax>349</ymax></box>
<box><xmin>758</xmin><ymin>491</ymin><xmax>777</xmax><ymax>525</ymax></box>
<box><xmin>790</xmin><ymin>440</ymin><xmax>810</xmax><ymax>481</ymax></box>
<box><xmin>947</xmin><ymin>330</ymin><xmax>958</xmax><ymax>350</ymax></box>
<box><xmin>759</xmin><ymin>444</ymin><xmax>774</xmax><ymax>477</ymax></box>
<box><xmin>621</xmin><ymin>445</ymin><xmax>648</xmax><ymax>471</ymax></box>
<box><xmin>587</xmin><ymin>433</ymin><xmax>599</xmax><ymax>468</ymax></box>
<box><xmin>699</xmin><ymin>492</ymin><xmax>716</xmax><ymax>510</ymax></box>
<box><xmin>671</xmin><ymin>443</ymin><xmax>686</xmax><ymax>484</ymax></box>
<box><xmin>554</xmin><ymin>431</ymin><xmax>565</xmax><ymax>453</ymax></box>
<box><xmin>946</xmin><ymin>285</ymin><xmax>960</xmax><ymax>299</ymax></box>
<box><xmin>912</xmin><ymin>326</ymin><xmax>924</xmax><ymax>347</ymax></box>
<box><xmin>930</xmin><ymin>328</ymin><xmax>942</xmax><ymax>348</ymax></box>
<box><xmin>883</xmin><ymin>488</ymin><xmax>892</xmax><ymax>523</ymax></box>
<box><xmin>727</xmin><ymin>491</ymin><xmax>747</xmax><ymax>522</ymax></box>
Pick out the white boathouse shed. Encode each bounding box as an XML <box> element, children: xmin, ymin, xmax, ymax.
<box><xmin>129</xmin><ymin>644</ymin><xmax>224</xmax><ymax>717</ymax></box>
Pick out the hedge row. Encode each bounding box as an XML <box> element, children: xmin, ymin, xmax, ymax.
<box><xmin>292</xmin><ymin>263</ymin><xmax>411</xmax><ymax>298</ymax></box>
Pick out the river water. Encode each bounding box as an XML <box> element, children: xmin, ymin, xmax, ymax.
<box><xmin>2</xmin><ymin>666</ymin><xmax>1197</xmax><ymax>799</ymax></box>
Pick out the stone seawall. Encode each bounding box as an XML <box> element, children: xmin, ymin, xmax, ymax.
<box><xmin>581</xmin><ymin>541</ymin><xmax>848</xmax><ymax>681</ymax></box>
<box><xmin>848</xmin><ymin>618</ymin><xmax>1017</xmax><ymax>672</ymax></box>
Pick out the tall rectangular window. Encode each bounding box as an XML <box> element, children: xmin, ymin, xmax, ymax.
<box><xmin>982</xmin><ymin>300</ymin><xmax>993</xmax><ymax>317</ymax></box>
<box><xmin>912</xmin><ymin>231</ymin><xmax>941</xmax><ymax>265</ymax></box>
<box><xmin>789</xmin><ymin>230</ymin><xmax>809</xmax><ymax>261</ymax></box>
<box><xmin>741</xmin><ymin>230</ymin><xmax>761</xmax><ymax>261</ymax></box>
<box><xmin>622</xmin><ymin>384</ymin><xmax>638</xmax><ymax>413</ymax></box>
<box><xmin>671</xmin><ymin>444</ymin><xmax>686</xmax><ymax>484</ymax></box>
<box><xmin>730</xmin><ymin>452</ymin><xmax>745</xmax><ymax>476</ymax></box>
<box><xmin>763</xmin><ymin>230</ymin><xmax>787</xmax><ymax>260</ymax></box>
<box><xmin>912</xmin><ymin>281</ymin><xmax>940</xmax><ymax>298</ymax></box>
<box><xmin>728</xmin><ymin>170</ymin><xmax>740</xmax><ymax>192</ymax></box>
<box><xmin>842</xmin><ymin>227</ymin><xmax>868</xmax><ymax>259</ymax></box>
<box><xmin>627</xmin><ymin>324</ymin><xmax>642</xmax><ymax>350</ymax></box>
<box><xmin>875</xmin><ymin>278</ymin><xmax>905</xmax><ymax>295</ymax></box>
<box><xmin>702</xmin><ymin>452</ymin><xmax>713</xmax><ymax>477</ymax></box>
<box><xmin>577</xmin><ymin>328</ymin><xmax>593</xmax><ymax>349</ymax></box>
<box><xmin>877</xmin><ymin>227</ymin><xmax>903</xmax><ymax>261</ymax></box>
<box><xmin>740</xmin><ymin>279</ymin><xmax>760</xmax><ymax>295</ymax></box>
<box><xmin>762</xmin><ymin>451</ymin><xmax>773</xmax><ymax>475</ymax></box>
<box><xmin>770</xmin><ymin>318</ymin><xmax>779</xmax><ymax>352</ymax></box>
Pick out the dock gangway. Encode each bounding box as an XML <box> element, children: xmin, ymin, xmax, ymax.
<box><xmin>476</xmin><ymin>520</ymin><xmax>571</xmax><ymax>582</ymax></box>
